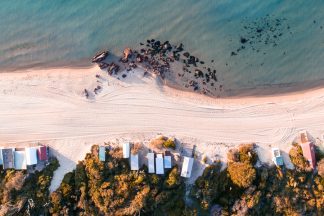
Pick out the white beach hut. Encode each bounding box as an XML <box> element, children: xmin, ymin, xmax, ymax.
<box><xmin>181</xmin><ymin>156</ymin><xmax>194</xmax><ymax>178</ymax></box>
<box><xmin>25</xmin><ymin>147</ymin><xmax>38</xmax><ymax>165</ymax></box>
<box><xmin>14</xmin><ymin>151</ymin><xmax>27</xmax><ymax>170</ymax></box>
<box><xmin>156</xmin><ymin>154</ymin><xmax>164</xmax><ymax>174</ymax></box>
<box><xmin>130</xmin><ymin>154</ymin><xmax>139</xmax><ymax>170</ymax></box>
<box><xmin>164</xmin><ymin>156</ymin><xmax>172</xmax><ymax>168</ymax></box>
<box><xmin>147</xmin><ymin>153</ymin><xmax>155</xmax><ymax>173</ymax></box>
<box><xmin>123</xmin><ymin>142</ymin><xmax>130</xmax><ymax>158</ymax></box>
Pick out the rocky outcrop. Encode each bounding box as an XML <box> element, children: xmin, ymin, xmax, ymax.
<box><xmin>92</xmin><ymin>51</ymin><xmax>109</xmax><ymax>63</ymax></box>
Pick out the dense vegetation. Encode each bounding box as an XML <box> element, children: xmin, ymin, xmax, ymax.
<box><xmin>0</xmin><ymin>158</ymin><xmax>59</xmax><ymax>215</ymax></box>
<box><xmin>49</xmin><ymin>145</ymin><xmax>192</xmax><ymax>215</ymax></box>
<box><xmin>191</xmin><ymin>143</ymin><xmax>324</xmax><ymax>215</ymax></box>
<box><xmin>0</xmin><ymin>142</ymin><xmax>323</xmax><ymax>215</ymax></box>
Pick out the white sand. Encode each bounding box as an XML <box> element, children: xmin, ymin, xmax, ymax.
<box><xmin>1</xmin><ymin>66</ymin><xmax>324</xmax><ymax>190</ymax></box>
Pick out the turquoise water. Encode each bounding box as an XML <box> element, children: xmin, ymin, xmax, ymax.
<box><xmin>0</xmin><ymin>0</ymin><xmax>323</xmax><ymax>92</ymax></box>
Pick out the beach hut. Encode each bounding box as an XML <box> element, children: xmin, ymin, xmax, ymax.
<box><xmin>99</xmin><ymin>146</ymin><xmax>106</xmax><ymax>162</ymax></box>
<box><xmin>123</xmin><ymin>142</ymin><xmax>130</xmax><ymax>158</ymax></box>
<box><xmin>164</xmin><ymin>156</ymin><xmax>172</xmax><ymax>168</ymax></box>
<box><xmin>147</xmin><ymin>152</ymin><xmax>155</xmax><ymax>173</ymax></box>
<box><xmin>181</xmin><ymin>156</ymin><xmax>194</xmax><ymax>178</ymax></box>
<box><xmin>301</xmin><ymin>142</ymin><xmax>316</xmax><ymax>169</ymax></box>
<box><xmin>156</xmin><ymin>154</ymin><xmax>164</xmax><ymax>174</ymax></box>
<box><xmin>25</xmin><ymin>147</ymin><xmax>38</xmax><ymax>166</ymax></box>
<box><xmin>37</xmin><ymin>145</ymin><xmax>48</xmax><ymax>161</ymax></box>
<box><xmin>1</xmin><ymin>148</ymin><xmax>14</xmax><ymax>169</ymax></box>
<box><xmin>272</xmin><ymin>148</ymin><xmax>284</xmax><ymax>166</ymax></box>
<box><xmin>130</xmin><ymin>154</ymin><xmax>139</xmax><ymax>170</ymax></box>
<box><xmin>14</xmin><ymin>151</ymin><xmax>27</xmax><ymax>170</ymax></box>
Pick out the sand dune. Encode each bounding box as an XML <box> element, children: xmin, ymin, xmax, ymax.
<box><xmin>1</xmin><ymin>66</ymin><xmax>324</xmax><ymax>190</ymax></box>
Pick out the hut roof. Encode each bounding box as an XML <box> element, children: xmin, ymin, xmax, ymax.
<box><xmin>130</xmin><ymin>154</ymin><xmax>139</xmax><ymax>170</ymax></box>
<box><xmin>1</xmin><ymin>148</ymin><xmax>14</xmax><ymax>169</ymax></box>
<box><xmin>301</xmin><ymin>142</ymin><xmax>316</xmax><ymax>169</ymax></box>
<box><xmin>181</xmin><ymin>156</ymin><xmax>194</xmax><ymax>178</ymax></box>
<box><xmin>147</xmin><ymin>153</ymin><xmax>155</xmax><ymax>173</ymax></box>
<box><xmin>14</xmin><ymin>151</ymin><xmax>27</xmax><ymax>170</ymax></box>
<box><xmin>99</xmin><ymin>146</ymin><xmax>106</xmax><ymax>162</ymax></box>
<box><xmin>164</xmin><ymin>156</ymin><xmax>172</xmax><ymax>168</ymax></box>
<box><xmin>25</xmin><ymin>147</ymin><xmax>38</xmax><ymax>165</ymax></box>
<box><xmin>156</xmin><ymin>154</ymin><xmax>164</xmax><ymax>174</ymax></box>
<box><xmin>37</xmin><ymin>146</ymin><xmax>48</xmax><ymax>161</ymax></box>
<box><xmin>123</xmin><ymin>142</ymin><xmax>130</xmax><ymax>158</ymax></box>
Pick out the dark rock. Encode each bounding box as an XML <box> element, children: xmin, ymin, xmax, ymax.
<box><xmin>122</xmin><ymin>74</ymin><xmax>127</xmax><ymax>78</ymax></box>
<box><xmin>240</xmin><ymin>37</ymin><xmax>248</xmax><ymax>44</ymax></box>
<box><xmin>92</xmin><ymin>51</ymin><xmax>109</xmax><ymax>63</ymax></box>
<box><xmin>176</xmin><ymin>43</ymin><xmax>184</xmax><ymax>52</ymax></box>
<box><xmin>200</xmin><ymin>61</ymin><xmax>205</xmax><ymax>64</ymax></box>
<box><xmin>107</xmin><ymin>63</ymin><xmax>120</xmax><ymax>75</ymax></box>
<box><xmin>154</xmin><ymin>40</ymin><xmax>161</xmax><ymax>47</ymax></box>
<box><xmin>98</xmin><ymin>62</ymin><xmax>109</xmax><ymax>69</ymax></box>
<box><xmin>136</xmin><ymin>54</ymin><xmax>143</xmax><ymax>63</ymax></box>
<box><xmin>140</xmin><ymin>42</ymin><xmax>144</xmax><ymax>45</ymax></box>
<box><xmin>84</xmin><ymin>89</ymin><xmax>89</xmax><ymax>98</ymax></box>
<box><xmin>183</xmin><ymin>52</ymin><xmax>190</xmax><ymax>58</ymax></box>
<box><xmin>231</xmin><ymin>51</ymin><xmax>237</xmax><ymax>56</ymax></box>
<box><xmin>195</xmin><ymin>69</ymin><xmax>204</xmax><ymax>78</ymax></box>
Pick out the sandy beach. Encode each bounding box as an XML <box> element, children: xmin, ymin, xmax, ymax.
<box><xmin>1</xmin><ymin>66</ymin><xmax>324</xmax><ymax>190</ymax></box>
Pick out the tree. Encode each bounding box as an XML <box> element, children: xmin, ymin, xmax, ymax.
<box><xmin>227</xmin><ymin>162</ymin><xmax>256</xmax><ymax>188</ymax></box>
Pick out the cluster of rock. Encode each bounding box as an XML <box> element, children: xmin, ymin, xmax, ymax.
<box><xmin>231</xmin><ymin>15</ymin><xmax>290</xmax><ymax>57</ymax></box>
<box><xmin>90</xmin><ymin>39</ymin><xmax>221</xmax><ymax>96</ymax></box>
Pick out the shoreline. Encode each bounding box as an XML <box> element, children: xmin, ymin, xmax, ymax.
<box><xmin>2</xmin><ymin>63</ymin><xmax>324</xmax><ymax>100</ymax></box>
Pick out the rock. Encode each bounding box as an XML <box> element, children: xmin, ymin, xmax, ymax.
<box><xmin>136</xmin><ymin>54</ymin><xmax>143</xmax><ymax>63</ymax></box>
<box><xmin>122</xmin><ymin>74</ymin><xmax>127</xmax><ymax>78</ymax></box>
<box><xmin>240</xmin><ymin>37</ymin><xmax>248</xmax><ymax>44</ymax></box>
<box><xmin>122</xmin><ymin>47</ymin><xmax>133</xmax><ymax>62</ymax></box>
<box><xmin>195</xmin><ymin>69</ymin><xmax>204</xmax><ymax>78</ymax></box>
<box><xmin>176</xmin><ymin>43</ymin><xmax>184</xmax><ymax>52</ymax></box>
<box><xmin>84</xmin><ymin>89</ymin><xmax>89</xmax><ymax>98</ymax></box>
<box><xmin>92</xmin><ymin>51</ymin><xmax>109</xmax><ymax>63</ymax></box>
<box><xmin>129</xmin><ymin>61</ymin><xmax>137</xmax><ymax>68</ymax></box>
<box><xmin>183</xmin><ymin>52</ymin><xmax>190</xmax><ymax>58</ymax></box>
<box><xmin>107</xmin><ymin>63</ymin><xmax>120</xmax><ymax>75</ymax></box>
<box><xmin>153</xmin><ymin>40</ymin><xmax>161</xmax><ymax>47</ymax></box>
<box><xmin>231</xmin><ymin>51</ymin><xmax>237</xmax><ymax>56</ymax></box>
<box><xmin>200</xmin><ymin>61</ymin><xmax>205</xmax><ymax>64</ymax></box>
<box><xmin>94</xmin><ymin>86</ymin><xmax>102</xmax><ymax>94</ymax></box>
<box><xmin>98</xmin><ymin>62</ymin><xmax>109</xmax><ymax>69</ymax></box>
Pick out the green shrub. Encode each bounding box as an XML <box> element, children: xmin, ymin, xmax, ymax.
<box><xmin>163</xmin><ymin>138</ymin><xmax>176</xmax><ymax>149</ymax></box>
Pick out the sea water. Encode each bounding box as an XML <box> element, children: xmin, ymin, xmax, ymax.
<box><xmin>0</xmin><ymin>0</ymin><xmax>323</xmax><ymax>93</ymax></box>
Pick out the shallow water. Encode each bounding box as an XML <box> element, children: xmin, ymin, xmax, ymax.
<box><xmin>0</xmin><ymin>0</ymin><xmax>323</xmax><ymax>93</ymax></box>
